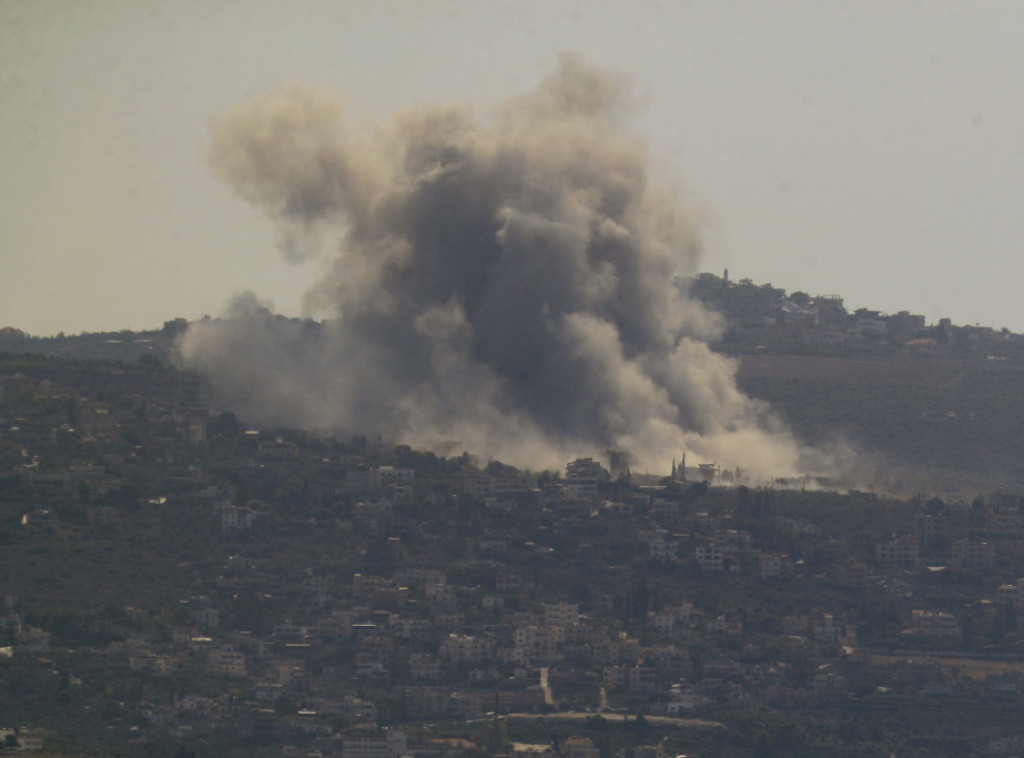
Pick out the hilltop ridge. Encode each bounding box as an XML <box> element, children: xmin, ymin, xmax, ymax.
<box><xmin>5</xmin><ymin>273</ymin><xmax>1022</xmax><ymax>364</ymax></box>
<box><xmin>686</xmin><ymin>271</ymin><xmax>1024</xmax><ymax>361</ymax></box>
<box><xmin>4</xmin><ymin>335</ymin><xmax>1024</xmax><ymax>756</ymax></box>
<box><xmin>3</xmin><ymin>275</ymin><xmax>1023</xmax><ymax>490</ymax></box>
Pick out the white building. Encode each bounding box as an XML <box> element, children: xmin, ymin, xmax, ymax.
<box><xmin>341</xmin><ymin>728</ymin><xmax>407</xmax><ymax>758</ymax></box>
<box><xmin>543</xmin><ymin>601</ymin><xmax>579</xmax><ymax>628</ymax></box>
<box><xmin>208</xmin><ymin>646</ymin><xmax>246</xmax><ymax>677</ymax></box>
<box><xmin>952</xmin><ymin>538</ymin><xmax>995</xmax><ymax>569</ymax></box>
<box><xmin>565</xmin><ymin>458</ymin><xmax>609</xmax><ymax>501</ymax></box>
<box><xmin>695</xmin><ymin>543</ymin><xmax>724</xmax><ymax>572</ymax></box>
<box><xmin>876</xmin><ymin>537</ymin><xmax>919</xmax><ymax>568</ymax></box>
<box><xmin>439</xmin><ymin>634</ymin><xmax>494</xmax><ymax>665</ymax></box>
<box><xmin>813</xmin><ymin>614</ymin><xmax>843</xmax><ymax>644</ymax></box>
<box><xmin>911</xmin><ymin>610</ymin><xmax>959</xmax><ymax>637</ymax></box>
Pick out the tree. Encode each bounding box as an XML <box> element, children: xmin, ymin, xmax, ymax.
<box><xmin>486</xmin><ymin>719</ymin><xmax>510</xmax><ymax>755</ymax></box>
<box><xmin>630</xmin><ymin>714</ymin><xmax>650</xmax><ymax>741</ymax></box>
<box><xmin>970</xmin><ymin>496</ymin><xmax>988</xmax><ymax>527</ymax></box>
<box><xmin>110</xmin><ymin>484</ymin><xmax>141</xmax><ymax>511</ymax></box>
<box><xmin>231</xmin><ymin>588</ymin><xmax>265</xmax><ymax>633</ymax></box>
<box><xmin>752</xmin><ymin>734</ymin><xmax>778</xmax><ymax>758</ymax></box>
<box><xmin>789</xmin><ymin>291</ymin><xmax>810</xmax><ymax>307</ymax></box>
<box><xmin>484</xmin><ymin>459</ymin><xmax>520</xmax><ymax>478</ymax></box>
<box><xmin>275</xmin><ymin>694</ymin><xmax>298</xmax><ymax>716</ymax></box>
<box><xmin>229</xmin><ymin>473</ymin><xmax>248</xmax><ymax>506</ymax></box>
<box><xmin>690</xmin><ymin>645</ymin><xmax>705</xmax><ymax>682</ymax></box>
<box><xmin>208</xmin><ymin>412</ymin><xmax>241</xmax><ymax>439</ymax></box>
<box><xmin>137</xmin><ymin>353</ymin><xmax>162</xmax><ymax>370</ymax></box>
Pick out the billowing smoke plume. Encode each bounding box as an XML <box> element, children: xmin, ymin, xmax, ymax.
<box><xmin>180</xmin><ymin>56</ymin><xmax>808</xmax><ymax>478</ymax></box>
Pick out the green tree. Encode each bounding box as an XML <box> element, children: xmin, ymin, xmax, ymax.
<box><xmin>789</xmin><ymin>291</ymin><xmax>810</xmax><ymax>307</ymax></box>
<box><xmin>137</xmin><ymin>353</ymin><xmax>162</xmax><ymax>370</ymax></box>
<box><xmin>630</xmin><ymin>714</ymin><xmax>650</xmax><ymax>741</ymax></box>
<box><xmin>486</xmin><ymin>719</ymin><xmax>510</xmax><ymax>755</ymax></box>
<box><xmin>229</xmin><ymin>473</ymin><xmax>248</xmax><ymax>506</ymax></box>
<box><xmin>208</xmin><ymin>412</ymin><xmax>241</xmax><ymax>439</ymax></box>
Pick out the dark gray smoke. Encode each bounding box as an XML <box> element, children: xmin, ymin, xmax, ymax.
<box><xmin>180</xmin><ymin>56</ymin><xmax>807</xmax><ymax>477</ymax></box>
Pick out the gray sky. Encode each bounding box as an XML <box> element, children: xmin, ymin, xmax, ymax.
<box><xmin>2</xmin><ymin>0</ymin><xmax>1022</xmax><ymax>336</ymax></box>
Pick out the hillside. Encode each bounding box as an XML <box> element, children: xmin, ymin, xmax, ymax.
<box><xmin>736</xmin><ymin>354</ymin><xmax>1024</xmax><ymax>492</ymax></box>
<box><xmin>4</xmin><ymin>274</ymin><xmax>1023</xmax><ymax>491</ymax></box>
<box><xmin>6</xmin><ymin>350</ymin><xmax>1024</xmax><ymax>757</ymax></box>
<box><xmin>681</xmin><ymin>273</ymin><xmax>1024</xmax><ymax>492</ymax></box>
<box><xmin>0</xmin><ymin>320</ymin><xmax>187</xmax><ymax>365</ymax></box>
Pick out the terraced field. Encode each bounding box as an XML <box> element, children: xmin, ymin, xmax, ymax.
<box><xmin>736</xmin><ymin>354</ymin><xmax>1024</xmax><ymax>493</ymax></box>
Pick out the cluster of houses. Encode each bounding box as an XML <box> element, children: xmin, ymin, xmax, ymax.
<box><xmin>7</xmin><ymin>365</ymin><xmax>1024</xmax><ymax>755</ymax></box>
<box><xmin>689</xmin><ymin>271</ymin><xmax>1024</xmax><ymax>357</ymax></box>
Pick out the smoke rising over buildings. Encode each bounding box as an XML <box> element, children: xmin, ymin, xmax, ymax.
<box><xmin>179</xmin><ymin>56</ymin><xmax>810</xmax><ymax>478</ymax></box>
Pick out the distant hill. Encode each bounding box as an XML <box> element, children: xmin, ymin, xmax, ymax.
<box><xmin>0</xmin><ymin>319</ymin><xmax>188</xmax><ymax>366</ymax></box>
<box><xmin>684</xmin><ymin>273</ymin><xmax>1024</xmax><ymax>492</ymax></box>
<box><xmin>685</xmin><ymin>272</ymin><xmax>1024</xmax><ymax>361</ymax></box>
<box><xmin>5</xmin><ymin>276</ymin><xmax>1023</xmax><ymax>491</ymax></box>
<box><xmin>736</xmin><ymin>354</ymin><xmax>1024</xmax><ymax>493</ymax></box>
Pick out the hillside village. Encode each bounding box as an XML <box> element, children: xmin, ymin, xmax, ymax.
<box><xmin>6</xmin><ymin>272</ymin><xmax>1024</xmax><ymax>367</ymax></box>
<box><xmin>686</xmin><ymin>272</ymin><xmax>1024</xmax><ymax>361</ymax></box>
<box><xmin>4</xmin><ymin>280</ymin><xmax>1024</xmax><ymax>756</ymax></box>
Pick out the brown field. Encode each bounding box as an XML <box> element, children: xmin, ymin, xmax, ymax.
<box><xmin>732</xmin><ymin>354</ymin><xmax>1024</xmax><ymax>492</ymax></box>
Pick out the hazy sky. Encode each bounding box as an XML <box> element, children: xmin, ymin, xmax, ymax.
<box><xmin>2</xmin><ymin>1</ymin><xmax>1023</xmax><ymax>336</ymax></box>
